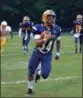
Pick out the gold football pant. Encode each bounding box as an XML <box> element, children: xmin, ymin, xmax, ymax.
<box><xmin>0</xmin><ymin>37</ymin><xmax>7</xmax><ymax>53</ymax></box>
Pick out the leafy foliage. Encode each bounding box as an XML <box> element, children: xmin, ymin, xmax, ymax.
<box><xmin>0</xmin><ymin>0</ymin><xmax>83</xmax><ymax>27</ymax></box>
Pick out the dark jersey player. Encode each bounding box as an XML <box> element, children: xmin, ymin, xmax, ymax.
<box><xmin>27</xmin><ymin>9</ymin><xmax>61</xmax><ymax>95</ymax></box>
<box><xmin>71</xmin><ymin>14</ymin><xmax>83</xmax><ymax>54</ymax></box>
<box><xmin>19</xmin><ymin>16</ymin><xmax>33</xmax><ymax>54</ymax></box>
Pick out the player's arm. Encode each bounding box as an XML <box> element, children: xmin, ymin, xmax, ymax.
<box><xmin>34</xmin><ymin>31</ymin><xmax>49</xmax><ymax>47</ymax></box>
<box><xmin>35</xmin><ymin>38</ymin><xmax>45</xmax><ymax>47</ymax></box>
<box><xmin>6</xmin><ymin>26</ymin><xmax>13</xmax><ymax>39</ymax></box>
<box><xmin>32</xmin><ymin>25</ymin><xmax>45</xmax><ymax>47</ymax></box>
<box><xmin>32</xmin><ymin>25</ymin><xmax>54</xmax><ymax>47</ymax></box>
<box><xmin>35</xmin><ymin>31</ymin><xmax>54</xmax><ymax>47</ymax></box>
<box><xmin>71</xmin><ymin>21</ymin><xmax>76</xmax><ymax>34</ymax></box>
<box><xmin>18</xmin><ymin>28</ymin><xmax>22</xmax><ymax>37</ymax></box>
<box><xmin>8</xmin><ymin>26</ymin><xmax>13</xmax><ymax>39</ymax></box>
<box><xmin>55</xmin><ymin>27</ymin><xmax>61</xmax><ymax>60</ymax></box>
<box><xmin>9</xmin><ymin>31</ymin><xmax>13</xmax><ymax>39</ymax></box>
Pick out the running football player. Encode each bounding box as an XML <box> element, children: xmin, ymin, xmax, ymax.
<box><xmin>27</xmin><ymin>9</ymin><xmax>61</xmax><ymax>95</ymax></box>
<box><xmin>19</xmin><ymin>16</ymin><xmax>33</xmax><ymax>54</ymax></box>
<box><xmin>71</xmin><ymin>14</ymin><xmax>83</xmax><ymax>54</ymax></box>
<box><xmin>0</xmin><ymin>21</ymin><xmax>12</xmax><ymax>53</ymax></box>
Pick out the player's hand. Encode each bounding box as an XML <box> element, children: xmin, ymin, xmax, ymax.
<box><xmin>45</xmin><ymin>33</ymin><xmax>56</xmax><ymax>40</ymax></box>
<box><xmin>44</xmin><ymin>33</ymin><xmax>52</xmax><ymax>40</ymax></box>
<box><xmin>55</xmin><ymin>55</ymin><xmax>60</xmax><ymax>60</ymax></box>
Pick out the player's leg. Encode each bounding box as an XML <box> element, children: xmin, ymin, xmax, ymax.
<box><xmin>23</xmin><ymin>34</ymin><xmax>28</xmax><ymax>54</ymax></box>
<box><xmin>55</xmin><ymin>36</ymin><xmax>61</xmax><ymax>60</ymax></box>
<box><xmin>1</xmin><ymin>37</ymin><xmax>7</xmax><ymax>53</ymax></box>
<box><xmin>35</xmin><ymin>53</ymin><xmax>52</xmax><ymax>83</ymax></box>
<box><xmin>41</xmin><ymin>53</ymin><xmax>52</xmax><ymax>79</ymax></box>
<box><xmin>35</xmin><ymin>63</ymin><xmax>41</xmax><ymax>83</ymax></box>
<box><xmin>22</xmin><ymin>34</ymin><xmax>25</xmax><ymax>48</ymax></box>
<box><xmin>79</xmin><ymin>35</ymin><xmax>82</xmax><ymax>54</ymax></box>
<box><xmin>27</xmin><ymin>50</ymin><xmax>40</xmax><ymax>94</ymax></box>
<box><xmin>74</xmin><ymin>37</ymin><xmax>78</xmax><ymax>54</ymax></box>
<box><xmin>25</xmin><ymin>33</ymin><xmax>30</xmax><ymax>52</ymax></box>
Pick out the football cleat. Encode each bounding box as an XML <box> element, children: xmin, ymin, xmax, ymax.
<box><xmin>55</xmin><ymin>55</ymin><xmax>60</xmax><ymax>60</ymax></box>
<box><xmin>27</xmin><ymin>88</ymin><xmax>33</xmax><ymax>96</ymax></box>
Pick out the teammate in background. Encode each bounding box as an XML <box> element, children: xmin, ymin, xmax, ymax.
<box><xmin>0</xmin><ymin>21</ymin><xmax>12</xmax><ymax>53</ymax></box>
<box><xmin>79</xmin><ymin>16</ymin><xmax>83</xmax><ymax>54</ymax></box>
<box><xmin>19</xmin><ymin>16</ymin><xmax>33</xmax><ymax>54</ymax></box>
<box><xmin>27</xmin><ymin>9</ymin><xmax>61</xmax><ymax>95</ymax></box>
<box><xmin>71</xmin><ymin>14</ymin><xmax>83</xmax><ymax>54</ymax></box>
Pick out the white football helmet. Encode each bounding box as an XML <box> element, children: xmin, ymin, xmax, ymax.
<box><xmin>76</xmin><ymin>14</ymin><xmax>82</xmax><ymax>19</ymax></box>
<box><xmin>1</xmin><ymin>21</ymin><xmax>7</xmax><ymax>26</ymax></box>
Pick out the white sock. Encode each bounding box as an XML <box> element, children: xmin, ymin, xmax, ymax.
<box><xmin>28</xmin><ymin>80</ymin><xmax>33</xmax><ymax>89</ymax></box>
<box><xmin>38</xmin><ymin>69</ymin><xmax>41</xmax><ymax>75</ymax></box>
<box><xmin>56</xmin><ymin>52</ymin><xmax>60</xmax><ymax>56</ymax></box>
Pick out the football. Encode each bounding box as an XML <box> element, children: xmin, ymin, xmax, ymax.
<box><xmin>40</xmin><ymin>31</ymin><xmax>49</xmax><ymax>39</ymax></box>
<box><xmin>40</xmin><ymin>33</ymin><xmax>45</xmax><ymax>39</ymax></box>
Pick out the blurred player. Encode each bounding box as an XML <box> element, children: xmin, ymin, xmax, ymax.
<box><xmin>27</xmin><ymin>9</ymin><xmax>61</xmax><ymax>95</ymax></box>
<box><xmin>79</xmin><ymin>16</ymin><xmax>83</xmax><ymax>54</ymax></box>
<box><xmin>71</xmin><ymin>14</ymin><xmax>83</xmax><ymax>54</ymax></box>
<box><xmin>19</xmin><ymin>16</ymin><xmax>33</xmax><ymax>54</ymax></box>
<box><xmin>0</xmin><ymin>21</ymin><xmax>12</xmax><ymax>53</ymax></box>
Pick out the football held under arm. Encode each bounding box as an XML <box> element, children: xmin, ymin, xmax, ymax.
<box><xmin>34</xmin><ymin>33</ymin><xmax>47</xmax><ymax>47</ymax></box>
<box><xmin>32</xmin><ymin>24</ymin><xmax>56</xmax><ymax>47</ymax></box>
<box><xmin>34</xmin><ymin>31</ymin><xmax>55</xmax><ymax>47</ymax></box>
<box><xmin>32</xmin><ymin>26</ymin><xmax>46</xmax><ymax>47</ymax></box>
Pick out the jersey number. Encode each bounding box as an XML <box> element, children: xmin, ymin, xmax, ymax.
<box><xmin>39</xmin><ymin>40</ymin><xmax>53</xmax><ymax>52</ymax></box>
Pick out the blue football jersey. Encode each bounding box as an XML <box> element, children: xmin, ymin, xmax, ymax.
<box><xmin>73</xmin><ymin>20</ymin><xmax>83</xmax><ymax>33</ymax></box>
<box><xmin>20</xmin><ymin>21</ymin><xmax>33</xmax><ymax>33</ymax></box>
<box><xmin>32</xmin><ymin>24</ymin><xmax>61</xmax><ymax>54</ymax></box>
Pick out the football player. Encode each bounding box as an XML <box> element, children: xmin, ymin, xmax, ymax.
<box><xmin>79</xmin><ymin>15</ymin><xmax>83</xmax><ymax>54</ymax></box>
<box><xmin>71</xmin><ymin>14</ymin><xmax>83</xmax><ymax>54</ymax></box>
<box><xmin>0</xmin><ymin>21</ymin><xmax>12</xmax><ymax>53</ymax></box>
<box><xmin>19</xmin><ymin>16</ymin><xmax>33</xmax><ymax>54</ymax></box>
<box><xmin>27</xmin><ymin>9</ymin><xmax>61</xmax><ymax>95</ymax></box>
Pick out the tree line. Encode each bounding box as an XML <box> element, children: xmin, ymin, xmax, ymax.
<box><xmin>0</xmin><ymin>0</ymin><xmax>83</xmax><ymax>28</ymax></box>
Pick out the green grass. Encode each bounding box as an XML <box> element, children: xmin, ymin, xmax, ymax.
<box><xmin>1</xmin><ymin>35</ymin><xmax>82</xmax><ymax>97</ymax></box>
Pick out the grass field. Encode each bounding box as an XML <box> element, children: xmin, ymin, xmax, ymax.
<box><xmin>1</xmin><ymin>34</ymin><xmax>82</xmax><ymax>97</ymax></box>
